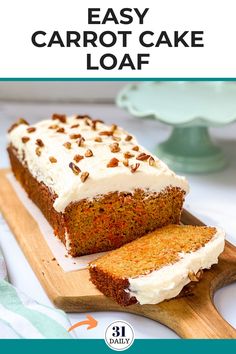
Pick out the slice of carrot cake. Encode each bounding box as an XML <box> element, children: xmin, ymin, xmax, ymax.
<box><xmin>7</xmin><ymin>115</ymin><xmax>189</xmax><ymax>256</ymax></box>
<box><xmin>89</xmin><ymin>225</ymin><xmax>225</xmax><ymax>306</ymax></box>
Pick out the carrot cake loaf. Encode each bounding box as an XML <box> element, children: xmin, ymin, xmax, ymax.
<box><xmin>7</xmin><ymin>115</ymin><xmax>189</xmax><ymax>256</ymax></box>
<box><xmin>89</xmin><ymin>225</ymin><xmax>225</xmax><ymax>306</ymax></box>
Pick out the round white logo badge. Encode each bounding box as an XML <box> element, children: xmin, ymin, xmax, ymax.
<box><xmin>104</xmin><ymin>320</ymin><xmax>135</xmax><ymax>351</ymax></box>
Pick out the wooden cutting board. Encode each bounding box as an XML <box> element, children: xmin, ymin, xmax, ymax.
<box><xmin>0</xmin><ymin>168</ymin><xmax>236</xmax><ymax>339</ymax></box>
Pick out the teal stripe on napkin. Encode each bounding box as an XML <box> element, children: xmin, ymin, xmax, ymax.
<box><xmin>0</xmin><ymin>242</ymin><xmax>72</xmax><ymax>339</ymax></box>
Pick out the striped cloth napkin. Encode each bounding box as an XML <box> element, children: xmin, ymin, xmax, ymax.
<box><xmin>0</xmin><ymin>246</ymin><xmax>73</xmax><ymax>339</ymax></box>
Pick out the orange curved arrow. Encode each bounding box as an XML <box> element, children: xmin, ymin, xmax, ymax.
<box><xmin>68</xmin><ymin>315</ymin><xmax>98</xmax><ymax>332</ymax></box>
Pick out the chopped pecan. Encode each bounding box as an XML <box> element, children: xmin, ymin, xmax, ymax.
<box><xmin>49</xmin><ymin>156</ymin><xmax>57</xmax><ymax>163</ymax></box>
<box><xmin>84</xmin><ymin>119</ymin><xmax>91</xmax><ymax>126</ymax></box>
<box><xmin>69</xmin><ymin>162</ymin><xmax>81</xmax><ymax>175</ymax></box>
<box><xmin>22</xmin><ymin>136</ymin><xmax>30</xmax><ymax>143</ymax></box>
<box><xmin>125</xmin><ymin>135</ymin><xmax>133</xmax><ymax>142</ymax></box>
<box><xmin>77</xmin><ymin>137</ymin><xmax>85</xmax><ymax>147</ymax></box>
<box><xmin>109</xmin><ymin>142</ymin><xmax>120</xmax><ymax>153</ymax></box>
<box><xmin>80</xmin><ymin>171</ymin><xmax>89</xmax><ymax>183</ymax></box>
<box><xmin>112</xmin><ymin>136</ymin><xmax>121</xmax><ymax>142</ymax></box>
<box><xmin>74</xmin><ymin>154</ymin><xmax>84</xmax><ymax>163</ymax></box>
<box><xmin>63</xmin><ymin>142</ymin><xmax>72</xmax><ymax>149</ymax></box>
<box><xmin>49</xmin><ymin>124</ymin><xmax>59</xmax><ymax>130</ymax></box>
<box><xmin>94</xmin><ymin>136</ymin><xmax>102</xmax><ymax>142</ymax></box>
<box><xmin>52</xmin><ymin>113</ymin><xmax>67</xmax><ymax>123</ymax></box>
<box><xmin>148</xmin><ymin>156</ymin><xmax>156</xmax><ymax>166</ymax></box>
<box><xmin>27</xmin><ymin>127</ymin><xmax>36</xmax><ymax>133</ymax></box>
<box><xmin>91</xmin><ymin>119</ymin><xmax>104</xmax><ymax>130</ymax></box>
<box><xmin>18</xmin><ymin>118</ymin><xmax>29</xmax><ymax>125</ymax></box>
<box><xmin>132</xmin><ymin>145</ymin><xmax>139</xmax><ymax>151</ymax></box>
<box><xmin>36</xmin><ymin>138</ymin><xmax>44</xmax><ymax>147</ymax></box>
<box><xmin>111</xmin><ymin>124</ymin><xmax>117</xmax><ymax>132</ymax></box>
<box><xmin>130</xmin><ymin>163</ymin><xmax>140</xmax><ymax>173</ymax></box>
<box><xmin>123</xmin><ymin>159</ymin><xmax>129</xmax><ymax>167</ymax></box>
<box><xmin>85</xmin><ymin>149</ymin><xmax>93</xmax><ymax>157</ymax></box>
<box><xmin>35</xmin><ymin>147</ymin><xmax>41</xmax><ymax>156</ymax></box>
<box><xmin>107</xmin><ymin>158</ymin><xmax>119</xmax><ymax>168</ymax></box>
<box><xmin>76</xmin><ymin>114</ymin><xmax>91</xmax><ymax>120</ymax></box>
<box><xmin>123</xmin><ymin>151</ymin><xmax>134</xmax><ymax>159</ymax></box>
<box><xmin>71</xmin><ymin>124</ymin><xmax>80</xmax><ymax>129</ymax></box>
<box><xmin>8</xmin><ymin>118</ymin><xmax>29</xmax><ymax>133</ymax></box>
<box><xmin>136</xmin><ymin>153</ymin><xmax>150</xmax><ymax>161</ymax></box>
<box><xmin>99</xmin><ymin>131</ymin><xmax>113</xmax><ymax>136</ymax></box>
<box><xmin>188</xmin><ymin>270</ymin><xmax>203</xmax><ymax>282</ymax></box>
<box><xmin>56</xmin><ymin>127</ymin><xmax>65</xmax><ymax>133</ymax></box>
<box><xmin>70</xmin><ymin>134</ymin><xmax>81</xmax><ymax>140</ymax></box>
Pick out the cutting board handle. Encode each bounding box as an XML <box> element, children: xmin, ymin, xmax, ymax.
<box><xmin>175</xmin><ymin>296</ymin><xmax>236</xmax><ymax>338</ymax></box>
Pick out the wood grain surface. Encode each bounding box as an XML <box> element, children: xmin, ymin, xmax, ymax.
<box><xmin>0</xmin><ymin>168</ymin><xmax>236</xmax><ymax>338</ymax></box>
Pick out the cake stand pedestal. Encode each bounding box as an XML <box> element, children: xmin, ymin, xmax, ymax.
<box><xmin>117</xmin><ymin>82</ymin><xmax>236</xmax><ymax>174</ymax></box>
<box><xmin>156</xmin><ymin>126</ymin><xmax>225</xmax><ymax>173</ymax></box>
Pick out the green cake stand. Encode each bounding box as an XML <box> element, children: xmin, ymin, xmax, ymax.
<box><xmin>117</xmin><ymin>82</ymin><xmax>236</xmax><ymax>173</ymax></box>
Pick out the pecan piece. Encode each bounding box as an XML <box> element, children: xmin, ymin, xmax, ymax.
<box><xmin>125</xmin><ymin>135</ymin><xmax>133</xmax><ymax>142</ymax></box>
<box><xmin>56</xmin><ymin>127</ymin><xmax>65</xmax><ymax>133</ymax></box>
<box><xmin>74</xmin><ymin>154</ymin><xmax>84</xmax><ymax>163</ymax></box>
<box><xmin>63</xmin><ymin>142</ymin><xmax>72</xmax><ymax>149</ymax></box>
<box><xmin>85</xmin><ymin>149</ymin><xmax>93</xmax><ymax>157</ymax></box>
<box><xmin>80</xmin><ymin>171</ymin><xmax>89</xmax><ymax>183</ymax></box>
<box><xmin>148</xmin><ymin>156</ymin><xmax>156</xmax><ymax>166</ymax></box>
<box><xmin>70</xmin><ymin>124</ymin><xmax>80</xmax><ymax>129</ymax></box>
<box><xmin>111</xmin><ymin>124</ymin><xmax>117</xmax><ymax>133</ymax></box>
<box><xmin>132</xmin><ymin>145</ymin><xmax>139</xmax><ymax>151</ymax></box>
<box><xmin>76</xmin><ymin>114</ymin><xmax>91</xmax><ymax>120</ymax></box>
<box><xmin>94</xmin><ymin>136</ymin><xmax>102</xmax><ymax>143</ymax></box>
<box><xmin>22</xmin><ymin>136</ymin><xmax>30</xmax><ymax>143</ymax></box>
<box><xmin>109</xmin><ymin>142</ymin><xmax>120</xmax><ymax>153</ymax></box>
<box><xmin>85</xmin><ymin>118</ymin><xmax>91</xmax><ymax>126</ymax></box>
<box><xmin>49</xmin><ymin>156</ymin><xmax>57</xmax><ymax>163</ymax></box>
<box><xmin>69</xmin><ymin>162</ymin><xmax>81</xmax><ymax>175</ymax></box>
<box><xmin>70</xmin><ymin>134</ymin><xmax>81</xmax><ymax>140</ymax></box>
<box><xmin>112</xmin><ymin>136</ymin><xmax>121</xmax><ymax>142</ymax></box>
<box><xmin>136</xmin><ymin>153</ymin><xmax>150</xmax><ymax>161</ymax></box>
<box><xmin>35</xmin><ymin>147</ymin><xmax>41</xmax><ymax>156</ymax></box>
<box><xmin>91</xmin><ymin>119</ymin><xmax>104</xmax><ymax>130</ymax></box>
<box><xmin>27</xmin><ymin>127</ymin><xmax>36</xmax><ymax>133</ymax></box>
<box><xmin>123</xmin><ymin>151</ymin><xmax>134</xmax><ymax>159</ymax></box>
<box><xmin>107</xmin><ymin>158</ymin><xmax>119</xmax><ymax>168</ymax></box>
<box><xmin>99</xmin><ymin>131</ymin><xmax>113</xmax><ymax>136</ymax></box>
<box><xmin>49</xmin><ymin>124</ymin><xmax>59</xmax><ymax>130</ymax></box>
<box><xmin>188</xmin><ymin>270</ymin><xmax>203</xmax><ymax>282</ymax></box>
<box><xmin>77</xmin><ymin>137</ymin><xmax>85</xmax><ymax>147</ymax></box>
<box><xmin>52</xmin><ymin>113</ymin><xmax>67</xmax><ymax>123</ymax></box>
<box><xmin>123</xmin><ymin>159</ymin><xmax>129</xmax><ymax>167</ymax></box>
<box><xmin>130</xmin><ymin>163</ymin><xmax>140</xmax><ymax>173</ymax></box>
<box><xmin>36</xmin><ymin>138</ymin><xmax>44</xmax><ymax>147</ymax></box>
<box><xmin>8</xmin><ymin>118</ymin><xmax>29</xmax><ymax>133</ymax></box>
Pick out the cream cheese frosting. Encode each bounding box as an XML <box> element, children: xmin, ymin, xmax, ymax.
<box><xmin>8</xmin><ymin>115</ymin><xmax>189</xmax><ymax>212</ymax></box>
<box><xmin>128</xmin><ymin>227</ymin><xmax>225</xmax><ymax>305</ymax></box>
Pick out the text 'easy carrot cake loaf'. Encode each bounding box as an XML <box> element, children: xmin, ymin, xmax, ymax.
<box><xmin>89</xmin><ymin>225</ymin><xmax>225</xmax><ymax>306</ymax></box>
<box><xmin>7</xmin><ymin>115</ymin><xmax>189</xmax><ymax>256</ymax></box>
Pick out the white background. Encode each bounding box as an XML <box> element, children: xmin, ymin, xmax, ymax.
<box><xmin>1</xmin><ymin>0</ymin><xmax>236</xmax><ymax>78</ymax></box>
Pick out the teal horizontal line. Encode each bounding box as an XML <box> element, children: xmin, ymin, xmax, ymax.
<box><xmin>0</xmin><ymin>78</ymin><xmax>235</xmax><ymax>81</ymax></box>
<box><xmin>1</xmin><ymin>339</ymin><xmax>236</xmax><ymax>354</ymax></box>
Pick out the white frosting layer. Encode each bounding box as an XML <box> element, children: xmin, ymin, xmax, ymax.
<box><xmin>128</xmin><ymin>228</ymin><xmax>225</xmax><ymax>305</ymax></box>
<box><xmin>8</xmin><ymin>116</ymin><xmax>189</xmax><ymax>212</ymax></box>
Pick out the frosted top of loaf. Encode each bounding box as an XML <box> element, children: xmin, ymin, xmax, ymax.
<box><xmin>8</xmin><ymin>115</ymin><xmax>189</xmax><ymax>212</ymax></box>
